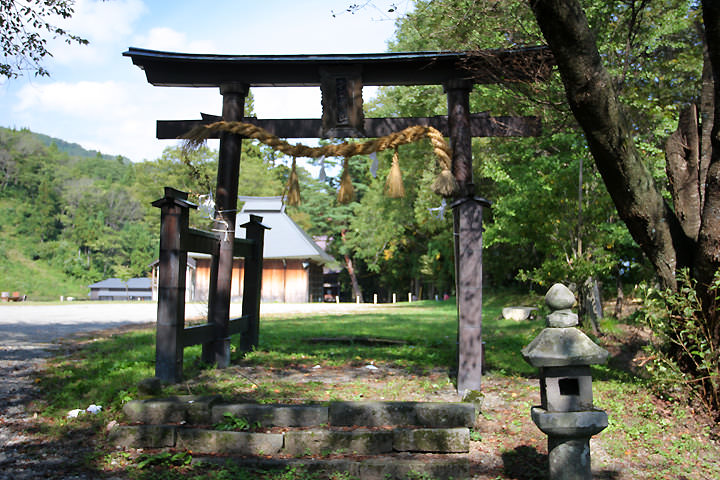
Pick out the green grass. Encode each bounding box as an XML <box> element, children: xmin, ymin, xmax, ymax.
<box><xmin>37</xmin><ymin>291</ymin><xmax>544</xmax><ymax>414</ymax></box>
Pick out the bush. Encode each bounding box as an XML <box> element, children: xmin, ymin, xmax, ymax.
<box><xmin>635</xmin><ymin>269</ymin><xmax>720</xmax><ymax>416</ymax></box>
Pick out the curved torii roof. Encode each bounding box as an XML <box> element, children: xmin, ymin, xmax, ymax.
<box><xmin>123</xmin><ymin>47</ymin><xmax>552</xmax><ymax>88</ymax></box>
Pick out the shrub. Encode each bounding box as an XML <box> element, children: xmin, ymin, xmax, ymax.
<box><xmin>636</xmin><ymin>269</ymin><xmax>720</xmax><ymax>417</ymax></box>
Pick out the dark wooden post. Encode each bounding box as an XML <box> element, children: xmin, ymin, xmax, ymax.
<box><xmin>201</xmin><ymin>253</ymin><xmax>220</xmax><ymax>364</ymax></box>
<box><xmin>446</xmin><ymin>79</ymin><xmax>489</xmax><ymax>396</ymax></box>
<box><xmin>239</xmin><ymin>214</ymin><xmax>269</xmax><ymax>353</ymax></box>
<box><xmin>206</xmin><ymin>83</ymin><xmax>249</xmax><ymax>368</ymax></box>
<box><xmin>152</xmin><ymin>187</ymin><xmax>196</xmax><ymax>382</ymax></box>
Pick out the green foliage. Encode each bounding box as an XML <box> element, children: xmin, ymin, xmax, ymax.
<box><xmin>363</xmin><ymin>0</ymin><xmax>702</xmax><ymax>296</ymax></box>
<box><xmin>214</xmin><ymin>412</ymin><xmax>261</xmax><ymax>431</ymax></box>
<box><xmin>0</xmin><ymin>125</ymin><xmax>284</xmax><ymax>298</ymax></box>
<box><xmin>0</xmin><ymin>0</ymin><xmax>88</xmax><ymax>78</ymax></box>
<box><xmin>634</xmin><ymin>269</ymin><xmax>720</xmax><ymax>413</ymax></box>
<box><xmin>135</xmin><ymin>451</ymin><xmax>192</xmax><ymax>470</ymax></box>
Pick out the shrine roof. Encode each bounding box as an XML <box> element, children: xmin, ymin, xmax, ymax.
<box><xmin>123</xmin><ymin>47</ymin><xmax>552</xmax><ymax>88</ymax></box>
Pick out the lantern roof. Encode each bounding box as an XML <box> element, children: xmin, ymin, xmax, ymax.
<box><xmin>521</xmin><ymin>327</ymin><xmax>609</xmax><ymax>368</ymax></box>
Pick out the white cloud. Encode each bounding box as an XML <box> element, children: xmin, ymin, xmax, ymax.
<box><xmin>251</xmin><ymin>87</ymin><xmax>322</xmax><ymax>119</ymax></box>
<box><xmin>13</xmin><ymin>78</ymin><xmax>222</xmax><ymax>162</ymax></box>
<box><xmin>67</xmin><ymin>0</ymin><xmax>147</xmax><ymax>43</ymax></box>
<box><xmin>133</xmin><ymin>27</ymin><xmax>217</xmax><ymax>53</ymax></box>
<box><xmin>48</xmin><ymin>0</ymin><xmax>147</xmax><ymax>66</ymax></box>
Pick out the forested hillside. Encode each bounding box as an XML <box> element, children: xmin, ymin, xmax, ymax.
<box><xmin>0</xmin><ymin>126</ymin><xmax>291</xmax><ymax>300</ymax></box>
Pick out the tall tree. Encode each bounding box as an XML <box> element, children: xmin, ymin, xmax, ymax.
<box><xmin>381</xmin><ymin>0</ymin><xmax>655</xmax><ymax>304</ymax></box>
<box><xmin>529</xmin><ymin>0</ymin><xmax>699</xmax><ymax>290</ymax></box>
<box><xmin>527</xmin><ymin>0</ymin><xmax>719</xmax><ymax>410</ymax></box>
<box><xmin>0</xmin><ymin>0</ymin><xmax>88</xmax><ymax>78</ymax></box>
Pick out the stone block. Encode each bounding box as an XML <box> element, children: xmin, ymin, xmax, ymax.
<box><xmin>416</xmin><ymin>403</ymin><xmax>475</xmax><ymax>427</ymax></box>
<box><xmin>122</xmin><ymin>395</ymin><xmax>220</xmax><ymax>424</ymax></box>
<box><xmin>330</xmin><ymin>402</ymin><xmax>411</xmax><ymax>426</ymax></box>
<box><xmin>176</xmin><ymin>428</ymin><xmax>283</xmax><ymax>455</ymax></box>
<box><xmin>330</xmin><ymin>401</ymin><xmax>475</xmax><ymax>427</ymax></box>
<box><xmin>350</xmin><ymin>456</ymin><xmax>470</xmax><ymax>480</ymax></box>
<box><xmin>531</xmin><ymin>407</ymin><xmax>608</xmax><ymax>438</ymax></box>
<box><xmin>283</xmin><ymin>429</ymin><xmax>393</xmax><ymax>456</ymax></box>
<box><xmin>546</xmin><ymin>309</ymin><xmax>579</xmax><ymax>327</ymax></box>
<box><xmin>393</xmin><ymin>428</ymin><xmax>469</xmax><ymax>453</ymax></box>
<box><xmin>212</xmin><ymin>404</ymin><xmax>328</xmax><ymax>427</ymax></box>
<box><xmin>502</xmin><ymin>307</ymin><xmax>537</xmax><ymax>321</ymax></box>
<box><xmin>107</xmin><ymin>425</ymin><xmax>176</xmax><ymax>448</ymax></box>
<box><xmin>545</xmin><ymin>283</ymin><xmax>576</xmax><ymax>310</ymax></box>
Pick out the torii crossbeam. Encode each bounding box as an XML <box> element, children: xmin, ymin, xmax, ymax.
<box><xmin>125</xmin><ymin>47</ymin><xmax>551</xmax><ymax>395</ymax></box>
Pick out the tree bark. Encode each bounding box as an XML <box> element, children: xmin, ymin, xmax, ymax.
<box><xmin>700</xmin><ymin>37</ymin><xmax>714</xmax><ymax>206</ymax></box>
<box><xmin>345</xmin><ymin>254</ymin><xmax>363</xmax><ymax>302</ymax></box>
<box><xmin>696</xmin><ymin>1</ymin><xmax>720</xmax><ymax>293</ymax></box>
<box><xmin>529</xmin><ymin>0</ymin><xmax>693</xmax><ymax>290</ymax></box>
<box><xmin>341</xmin><ymin>230</ymin><xmax>363</xmax><ymax>302</ymax></box>
<box><xmin>665</xmin><ymin>105</ymin><xmax>702</xmax><ymax>241</ymax></box>
<box><xmin>615</xmin><ymin>273</ymin><xmax>624</xmax><ymax>318</ymax></box>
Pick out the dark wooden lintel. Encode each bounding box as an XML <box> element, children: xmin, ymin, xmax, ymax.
<box><xmin>157</xmin><ymin>114</ymin><xmax>540</xmax><ymax>140</ymax></box>
<box><xmin>181</xmin><ymin>318</ymin><xmax>249</xmax><ymax>347</ymax></box>
<box><xmin>228</xmin><ymin>315</ymin><xmax>250</xmax><ymax>336</ymax></box>
<box><xmin>183</xmin><ymin>323</ymin><xmax>216</xmax><ymax>347</ymax></box>
<box><xmin>182</xmin><ymin>228</ymin><xmax>219</xmax><ymax>256</ymax></box>
<box><xmin>233</xmin><ymin>238</ymin><xmax>254</xmax><ymax>259</ymax></box>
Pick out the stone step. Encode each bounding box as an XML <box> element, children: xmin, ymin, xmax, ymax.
<box><xmin>122</xmin><ymin>397</ymin><xmax>476</xmax><ymax>428</ymax></box>
<box><xmin>114</xmin><ymin>397</ymin><xmax>475</xmax><ymax>477</ymax></box>
<box><xmin>109</xmin><ymin>425</ymin><xmax>470</xmax><ymax>455</ymax></box>
<box><xmin>194</xmin><ymin>454</ymin><xmax>471</xmax><ymax>480</ymax></box>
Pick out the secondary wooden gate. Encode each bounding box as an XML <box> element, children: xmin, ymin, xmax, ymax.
<box><xmin>152</xmin><ymin>187</ymin><xmax>268</xmax><ymax>382</ymax></box>
<box><xmin>125</xmin><ymin>48</ymin><xmax>551</xmax><ymax>393</ymax></box>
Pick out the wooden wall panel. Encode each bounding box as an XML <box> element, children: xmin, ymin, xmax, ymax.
<box><xmin>192</xmin><ymin>257</ymin><xmax>312</xmax><ymax>303</ymax></box>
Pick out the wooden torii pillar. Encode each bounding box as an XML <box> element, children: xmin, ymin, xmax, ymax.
<box><xmin>125</xmin><ymin>47</ymin><xmax>550</xmax><ymax>394</ymax></box>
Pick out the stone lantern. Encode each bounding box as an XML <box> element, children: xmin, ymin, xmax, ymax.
<box><xmin>522</xmin><ymin>283</ymin><xmax>609</xmax><ymax>480</ymax></box>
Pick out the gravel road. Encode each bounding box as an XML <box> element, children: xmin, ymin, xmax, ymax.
<box><xmin>0</xmin><ymin>301</ymin><xmax>388</xmax><ymax>360</ymax></box>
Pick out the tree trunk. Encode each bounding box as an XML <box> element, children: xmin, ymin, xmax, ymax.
<box><xmin>696</xmin><ymin>1</ymin><xmax>720</xmax><ymax>295</ymax></box>
<box><xmin>344</xmin><ymin>254</ymin><xmax>363</xmax><ymax>302</ymax></box>
<box><xmin>700</xmin><ymin>35</ymin><xmax>714</xmax><ymax>207</ymax></box>
<box><xmin>340</xmin><ymin>229</ymin><xmax>363</xmax><ymax>302</ymax></box>
<box><xmin>579</xmin><ymin>276</ymin><xmax>601</xmax><ymax>335</ymax></box>
<box><xmin>665</xmin><ymin>104</ymin><xmax>702</xmax><ymax>242</ymax></box>
<box><xmin>529</xmin><ymin>0</ymin><xmax>694</xmax><ymax>291</ymax></box>
<box><xmin>615</xmin><ymin>273</ymin><xmax>624</xmax><ymax>318</ymax></box>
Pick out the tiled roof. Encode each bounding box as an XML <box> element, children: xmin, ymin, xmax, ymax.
<box><xmin>88</xmin><ymin>277</ymin><xmax>152</xmax><ymax>289</ymax></box>
<box><xmin>235</xmin><ymin>196</ymin><xmax>334</xmax><ymax>264</ymax></box>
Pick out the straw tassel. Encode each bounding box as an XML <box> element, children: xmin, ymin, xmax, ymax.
<box><xmin>431</xmin><ymin>167</ymin><xmax>459</xmax><ymax>198</ymax></box>
<box><xmin>337</xmin><ymin>157</ymin><xmax>355</xmax><ymax>204</ymax></box>
<box><xmin>385</xmin><ymin>149</ymin><xmax>405</xmax><ymax>198</ymax></box>
<box><xmin>286</xmin><ymin>157</ymin><xmax>301</xmax><ymax>206</ymax></box>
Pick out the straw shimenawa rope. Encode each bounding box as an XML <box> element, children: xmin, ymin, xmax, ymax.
<box><xmin>181</xmin><ymin>120</ymin><xmax>458</xmax><ymax>202</ymax></box>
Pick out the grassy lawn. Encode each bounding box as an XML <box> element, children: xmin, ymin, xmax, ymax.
<box><xmin>31</xmin><ymin>291</ymin><xmax>720</xmax><ymax>479</ymax></box>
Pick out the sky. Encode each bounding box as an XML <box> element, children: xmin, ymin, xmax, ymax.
<box><xmin>0</xmin><ymin>0</ymin><xmax>410</xmax><ymax>162</ymax></box>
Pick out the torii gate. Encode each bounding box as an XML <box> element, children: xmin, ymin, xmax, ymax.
<box><xmin>124</xmin><ymin>47</ymin><xmax>550</xmax><ymax>395</ymax></box>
